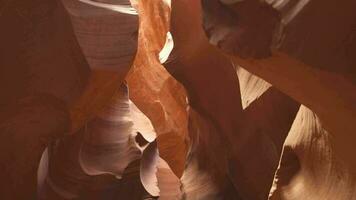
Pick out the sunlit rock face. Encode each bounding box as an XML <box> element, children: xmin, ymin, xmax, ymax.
<box><xmin>199</xmin><ymin>0</ymin><xmax>356</xmax><ymax>199</ymax></box>
<box><xmin>164</xmin><ymin>1</ymin><xmax>300</xmax><ymax>199</ymax></box>
<box><xmin>36</xmin><ymin>82</ymin><xmax>183</xmax><ymax>200</ymax></box>
<box><xmin>270</xmin><ymin>107</ymin><xmax>356</xmax><ymax>200</ymax></box>
<box><xmin>236</xmin><ymin>67</ymin><xmax>271</xmax><ymax>109</ymax></box>
<box><xmin>79</xmin><ymin>84</ymin><xmax>141</xmax><ymax>178</ymax></box>
<box><xmin>127</xmin><ymin>0</ymin><xmax>189</xmax><ymax>177</ymax></box>
<box><xmin>37</xmin><ymin>84</ymin><xmax>159</xmax><ymax>200</ymax></box>
<box><xmin>166</xmin><ymin>1</ymin><xmax>245</xmax><ymax>198</ymax></box>
<box><xmin>233</xmin><ymin>76</ymin><xmax>299</xmax><ymax>199</ymax></box>
<box><xmin>165</xmin><ymin>0</ymin><xmax>356</xmax><ymax>200</ymax></box>
<box><xmin>62</xmin><ymin>0</ymin><xmax>138</xmax><ymax>72</ymax></box>
<box><xmin>181</xmin><ymin>108</ymin><xmax>241</xmax><ymax>200</ymax></box>
<box><xmin>62</xmin><ymin>0</ymin><xmax>141</xmax><ymax>135</ymax></box>
<box><xmin>38</xmin><ymin>129</ymin><xmax>151</xmax><ymax>200</ymax></box>
<box><xmin>2</xmin><ymin>0</ymin><xmax>356</xmax><ymax>199</ymax></box>
<box><xmin>140</xmin><ymin>139</ymin><xmax>183</xmax><ymax>200</ymax></box>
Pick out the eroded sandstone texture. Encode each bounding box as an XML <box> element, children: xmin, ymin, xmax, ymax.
<box><xmin>0</xmin><ymin>0</ymin><xmax>355</xmax><ymax>199</ymax></box>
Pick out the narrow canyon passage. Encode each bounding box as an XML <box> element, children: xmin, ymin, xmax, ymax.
<box><xmin>0</xmin><ymin>0</ymin><xmax>355</xmax><ymax>199</ymax></box>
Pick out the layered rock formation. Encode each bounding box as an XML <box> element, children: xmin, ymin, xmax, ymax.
<box><xmin>1</xmin><ymin>0</ymin><xmax>355</xmax><ymax>199</ymax></box>
<box><xmin>200</xmin><ymin>0</ymin><xmax>356</xmax><ymax>199</ymax></box>
<box><xmin>127</xmin><ymin>0</ymin><xmax>188</xmax><ymax>177</ymax></box>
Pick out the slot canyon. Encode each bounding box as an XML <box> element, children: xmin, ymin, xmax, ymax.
<box><xmin>0</xmin><ymin>0</ymin><xmax>355</xmax><ymax>199</ymax></box>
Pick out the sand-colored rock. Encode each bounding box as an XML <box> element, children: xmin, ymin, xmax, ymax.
<box><xmin>2</xmin><ymin>0</ymin><xmax>356</xmax><ymax>199</ymax></box>
<box><xmin>166</xmin><ymin>1</ymin><xmax>301</xmax><ymax>199</ymax></box>
<box><xmin>127</xmin><ymin>0</ymin><xmax>189</xmax><ymax>177</ymax></box>
<box><xmin>201</xmin><ymin>0</ymin><xmax>356</xmax><ymax>199</ymax></box>
<box><xmin>61</xmin><ymin>0</ymin><xmax>140</xmax><ymax>133</ymax></box>
<box><xmin>270</xmin><ymin>107</ymin><xmax>356</xmax><ymax>200</ymax></box>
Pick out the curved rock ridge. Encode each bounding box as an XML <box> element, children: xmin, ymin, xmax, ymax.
<box><xmin>65</xmin><ymin>0</ymin><xmax>140</xmax><ymax>134</ymax></box>
<box><xmin>236</xmin><ymin>66</ymin><xmax>271</xmax><ymax>109</ymax></box>
<box><xmin>127</xmin><ymin>0</ymin><xmax>189</xmax><ymax>177</ymax></box>
<box><xmin>270</xmin><ymin>106</ymin><xmax>356</xmax><ymax>200</ymax></box>
<box><xmin>181</xmin><ymin>108</ymin><xmax>240</xmax><ymax>200</ymax></box>
<box><xmin>139</xmin><ymin>137</ymin><xmax>183</xmax><ymax>200</ymax></box>
<box><xmin>166</xmin><ymin>4</ymin><xmax>244</xmax><ymax>198</ymax></box>
<box><xmin>165</xmin><ymin>1</ymin><xmax>300</xmax><ymax>199</ymax></box>
<box><xmin>3</xmin><ymin>0</ymin><xmax>356</xmax><ymax>199</ymax></box>
<box><xmin>62</xmin><ymin>0</ymin><xmax>138</xmax><ymax>72</ymax></box>
<box><xmin>37</xmin><ymin>83</ymin><xmax>165</xmax><ymax>199</ymax></box>
<box><xmin>200</xmin><ymin>0</ymin><xmax>356</xmax><ymax>199</ymax></box>
<box><xmin>79</xmin><ymin>84</ymin><xmax>141</xmax><ymax>178</ymax></box>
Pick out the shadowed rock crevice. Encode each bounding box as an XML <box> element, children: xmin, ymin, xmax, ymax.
<box><xmin>1</xmin><ymin>0</ymin><xmax>356</xmax><ymax>199</ymax></box>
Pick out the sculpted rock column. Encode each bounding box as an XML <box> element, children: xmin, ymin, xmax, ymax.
<box><xmin>38</xmin><ymin>84</ymin><xmax>157</xmax><ymax>200</ymax></box>
<box><xmin>159</xmin><ymin>0</ymin><xmax>300</xmax><ymax>199</ymax></box>
<box><xmin>61</xmin><ymin>0</ymin><xmax>140</xmax><ymax>133</ymax></box>
<box><xmin>201</xmin><ymin>0</ymin><xmax>356</xmax><ymax>198</ymax></box>
<box><xmin>127</xmin><ymin>0</ymin><xmax>189</xmax><ymax>177</ymax></box>
<box><xmin>270</xmin><ymin>107</ymin><xmax>356</xmax><ymax>200</ymax></box>
<box><xmin>201</xmin><ymin>0</ymin><xmax>356</xmax><ymax>171</ymax></box>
